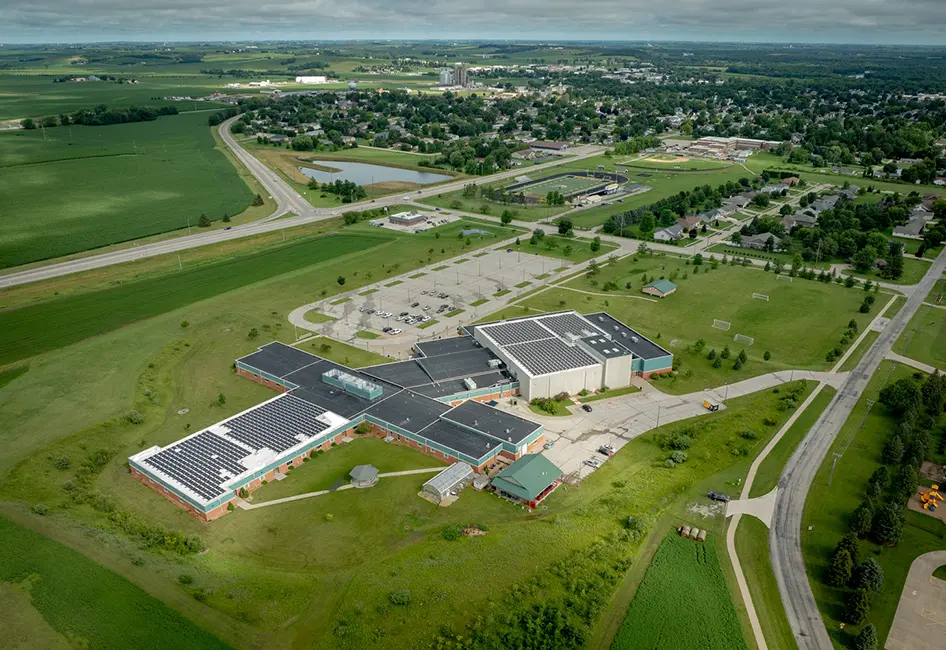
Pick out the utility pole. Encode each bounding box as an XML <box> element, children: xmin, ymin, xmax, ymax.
<box><xmin>177</xmin><ymin>254</ymin><xmax>182</xmax><ymax>271</ymax></box>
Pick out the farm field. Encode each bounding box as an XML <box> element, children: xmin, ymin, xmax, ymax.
<box><xmin>0</xmin><ymin>515</ymin><xmax>232</xmax><ymax>650</ymax></box>
<box><xmin>801</xmin><ymin>361</ymin><xmax>946</xmax><ymax>648</ymax></box>
<box><xmin>497</xmin><ymin>253</ymin><xmax>873</xmax><ymax>393</ymax></box>
<box><xmin>0</xmin><ymin>74</ymin><xmax>234</xmax><ymax>120</ymax></box>
<box><xmin>0</xmin><ymin>110</ymin><xmax>254</xmax><ymax>268</ymax></box>
<box><xmin>610</xmin><ymin>532</ymin><xmax>748</xmax><ymax>650</ymax></box>
<box><xmin>891</xmin><ymin>303</ymin><xmax>946</xmax><ymax>371</ymax></box>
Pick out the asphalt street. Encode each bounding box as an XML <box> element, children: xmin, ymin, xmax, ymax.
<box><xmin>769</xmin><ymin>245</ymin><xmax>946</xmax><ymax>649</ymax></box>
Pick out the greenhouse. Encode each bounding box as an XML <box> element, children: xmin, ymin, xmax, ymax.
<box><xmin>422</xmin><ymin>462</ymin><xmax>474</xmax><ymax>504</ymax></box>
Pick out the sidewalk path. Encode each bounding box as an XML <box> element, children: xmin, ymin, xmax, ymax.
<box><xmin>885</xmin><ymin>351</ymin><xmax>939</xmax><ymax>374</ymax></box>
<box><xmin>238</xmin><ymin>467</ymin><xmax>444</xmax><ymax>510</ymax></box>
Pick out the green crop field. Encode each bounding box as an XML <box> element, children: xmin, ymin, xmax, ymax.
<box><xmin>802</xmin><ymin>361</ymin><xmax>946</xmax><ymax>647</ymax></box>
<box><xmin>499</xmin><ymin>254</ymin><xmax>872</xmax><ymax>393</ymax></box>
<box><xmin>0</xmin><ymin>74</ymin><xmax>233</xmax><ymax>120</ymax></box>
<box><xmin>0</xmin><ymin>110</ymin><xmax>253</xmax><ymax>268</ymax></box>
<box><xmin>0</xmin><ymin>516</ymin><xmax>231</xmax><ymax>650</ymax></box>
<box><xmin>0</xmin><ymin>233</ymin><xmax>390</xmax><ymax>366</ymax></box>
<box><xmin>611</xmin><ymin>532</ymin><xmax>748</xmax><ymax>650</ymax></box>
<box><xmin>892</xmin><ymin>303</ymin><xmax>946</xmax><ymax>371</ymax></box>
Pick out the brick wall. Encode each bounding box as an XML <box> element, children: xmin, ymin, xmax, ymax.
<box><xmin>236</xmin><ymin>367</ymin><xmax>289</xmax><ymax>392</ymax></box>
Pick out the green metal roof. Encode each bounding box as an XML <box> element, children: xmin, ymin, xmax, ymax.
<box><xmin>644</xmin><ymin>279</ymin><xmax>677</xmax><ymax>293</ymax></box>
<box><xmin>490</xmin><ymin>454</ymin><xmax>562</xmax><ymax>501</ymax></box>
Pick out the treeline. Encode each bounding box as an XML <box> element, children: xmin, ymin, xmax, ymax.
<box><xmin>308</xmin><ymin>178</ymin><xmax>367</xmax><ymax>202</ymax></box>
<box><xmin>824</xmin><ymin>370</ymin><xmax>946</xmax><ymax>643</ymax></box>
<box><xmin>206</xmin><ymin>107</ymin><xmax>240</xmax><ymax>126</ymax></box>
<box><xmin>21</xmin><ymin>104</ymin><xmax>178</xmax><ymax>129</ymax></box>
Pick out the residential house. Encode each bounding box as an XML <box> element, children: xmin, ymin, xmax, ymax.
<box><xmin>676</xmin><ymin>217</ymin><xmax>701</xmax><ymax>231</ymax></box>
<box><xmin>741</xmin><ymin>233</ymin><xmax>782</xmax><ymax>250</ymax></box>
<box><xmin>760</xmin><ymin>183</ymin><xmax>790</xmax><ymax>194</ymax></box>
<box><xmin>892</xmin><ymin>211</ymin><xmax>932</xmax><ymax>239</ymax></box>
<box><xmin>782</xmin><ymin>211</ymin><xmax>818</xmax><ymax>231</ymax></box>
<box><xmin>653</xmin><ymin>224</ymin><xmax>684</xmax><ymax>242</ymax></box>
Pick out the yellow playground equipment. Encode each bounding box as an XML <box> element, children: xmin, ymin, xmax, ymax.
<box><xmin>921</xmin><ymin>485</ymin><xmax>944</xmax><ymax>512</ymax></box>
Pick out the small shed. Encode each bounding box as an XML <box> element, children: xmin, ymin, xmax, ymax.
<box><xmin>422</xmin><ymin>462</ymin><xmax>474</xmax><ymax>504</ymax></box>
<box><xmin>349</xmin><ymin>464</ymin><xmax>379</xmax><ymax>488</ymax></box>
<box><xmin>642</xmin><ymin>279</ymin><xmax>677</xmax><ymax>299</ymax></box>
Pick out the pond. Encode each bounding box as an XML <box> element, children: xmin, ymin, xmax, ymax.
<box><xmin>299</xmin><ymin>160</ymin><xmax>452</xmax><ymax>186</ymax></box>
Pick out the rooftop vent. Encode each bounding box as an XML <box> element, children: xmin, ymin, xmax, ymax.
<box><xmin>598</xmin><ymin>316</ymin><xmax>604</xmax><ymax>322</ymax></box>
<box><xmin>613</xmin><ymin>326</ymin><xmax>619</xmax><ymax>331</ymax></box>
<box><xmin>631</xmin><ymin>336</ymin><xmax>639</xmax><ymax>343</ymax></box>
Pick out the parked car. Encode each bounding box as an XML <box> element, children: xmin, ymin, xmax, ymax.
<box><xmin>411</xmin><ymin>302</ymin><xmax>419</xmax><ymax>308</ymax></box>
<box><xmin>582</xmin><ymin>404</ymin><xmax>593</xmax><ymax>413</ymax></box>
<box><xmin>543</xmin><ymin>441</ymin><xmax>555</xmax><ymax>450</ymax></box>
<box><xmin>597</xmin><ymin>445</ymin><xmax>615</xmax><ymax>457</ymax></box>
<box><xmin>707</xmin><ymin>491</ymin><xmax>730</xmax><ymax>503</ymax></box>
<box><xmin>390</xmin><ymin>328</ymin><xmax>402</xmax><ymax>334</ymax></box>
<box><xmin>583</xmin><ymin>458</ymin><xmax>603</xmax><ymax>469</ymax></box>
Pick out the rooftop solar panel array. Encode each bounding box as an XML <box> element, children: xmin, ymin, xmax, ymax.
<box><xmin>537</xmin><ymin>313</ymin><xmax>603</xmax><ymax>338</ymax></box>
<box><xmin>481</xmin><ymin>319</ymin><xmax>554</xmax><ymax>346</ymax></box>
<box><xmin>224</xmin><ymin>395</ymin><xmax>331</xmax><ymax>454</ymax></box>
<box><xmin>505</xmin><ymin>338</ymin><xmax>598</xmax><ymax>376</ymax></box>
<box><xmin>141</xmin><ymin>431</ymin><xmax>248</xmax><ymax>501</ymax></box>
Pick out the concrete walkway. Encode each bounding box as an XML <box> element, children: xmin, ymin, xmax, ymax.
<box><xmin>886</xmin><ymin>351</ymin><xmax>940</xmax><ymax>374</ymax></box>
<box><xmin>726</xmin><ymin>488</ymin><xmax>779</xmax><ymax>527</ymax></box>
<box><xmin>238</xmin><ymin>467</ymin><xmax>444</xmax><ymax>510</ymax></box>
<box><xmin>887</xmin><ymin>551</ymin><xmax>946</xmax><ymax>650</ymax></box>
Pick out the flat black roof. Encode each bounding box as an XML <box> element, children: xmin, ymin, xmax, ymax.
<box><xmin>364</xmin><ymin>390</ymin><xmax>451</xmax><ymax>432</ymax></box>
<box><xmin>418</xmin><ymin>347</ymin><xmax>501</xmax><ymax>382</ymax></box>
<box><xmin>410</xmin><ymin>371</ymin><xmax>513</xmax><ymax>400</ymax></box>
<box><xmin>362</xmin><ymin>359</ymin><xmax>433</xmax><ymax>388</ymax></box>
<box><xmin>415</xmin><ymin>337</ymin><xmax>483</xmax><ymax>357</ymax></box>
<box><xmin>284</xmin><ymin>358</ymin><xmax>405</xmax><ymax>418</ymax></box>
<box><xmin>442</xmin><ymin>400</ymin><xmax>540</xmax><ymax>445</ymax></box>
<box><xmin>585</xmin><ymin>312</ymin><xmax>671</xmax><ymax>360</ymax></box>
<box><xmin>417</xmin><ymin>420</ymin><xmax>502</xmax><ymax>461</ymax></box>
<box><xmin>238</xmin><ymin>341</ymin><xmax>320</xmax><ymax>380</ymax></box>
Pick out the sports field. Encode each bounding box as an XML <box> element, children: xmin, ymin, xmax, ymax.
<box><xmin>515</xmin><ymin>173</ymin><xmax>604</xmax><ymax>197</ymax></box>
<box><xmin>495</xmin><ymin>254</ymin><xmax>873</xmax><ymax>393</ymax></box>
<box><xmin>0</xmin><ymin>111</ymin><xmax>253</xmax><ymax>268</ymax></box>
<box><xmin>611</xmin><ymin>533</ymin><xmax>748</xmax><ymax>650</ymax></box>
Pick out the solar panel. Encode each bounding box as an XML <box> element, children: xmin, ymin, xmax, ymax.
<box><xmin>481</xmin><ymin>319</ymin><xmax>555</xmax><ymax>346</ymax></box>
<box><xmin>223</xmin><ymin>395</ymin><xmax>331</xmax><ymax>453</ymax></box>
<box><xmin>505</xmin><ymin>338</ymin><xmax>597</xmax><ymax>376</ymax></box>
<box><xmin>142</xmin><ymin>431</ymin><xmax>247</xmax><ymax>501</ymax></box>
<box><xmin>537</xmin><ymin>313</ymin><xmax>603</xmax><ymax>338</ymax></box>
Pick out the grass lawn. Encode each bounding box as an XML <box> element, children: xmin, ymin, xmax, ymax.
<box><xmin>252</xmin><ymin>438</ymin><xmax>443</xmax><ymax>502</ymax></box>
<box><xmin>610</xmin><ymin>533</ymin><xmax>748</xmax><ymax>650</ymax></box>
<box><xmin>708</xmin><ymin>245</ymin><xmax>831</xmax><ymax>270</ymax></box>
<box><xmin>528</xmin><ymin>397</ymin><xmax>573</xmax><ymax>416</ymax></box>
<box><xmin>927</xmin><ymin>279</ymin><xmax>946</xmax><ymax>304</ymax></box>
<box><xmin>750</xmin><ymin>386</ymin><xmax>836</xmax><ymax>498</ymax></box>
<box><xmin>417</xmin><ymin>319</ymin><xmax>439</xmax><ymax>329</ymax></box>
<box><xmin>385</xmin><ymin>280</ymin><xmax>403</xmax><ymax>287</ymax></box>
<box><xmin>470</xmin><ymin>299</ymin><xmax>488</xmax><ymax>307</ymax></box>
<box><xmin>579</xmin><ymin>385</ymin><xmax>641</xmax><ymax>403</ymax></box>
<box><xmin>518</xmin><ymin>234</ymin><xmax>618</xmax><ymax>262</ymax></box>
<box><xmin>420</xmin><ymin>193</ymin><xmax>571</xmax><ymax>222</ymax></box>
<box><xmin>355</xmin><ymin>330</ymin><xmax>379</xmax><ymax>340</ymax></box>
<box><xmin>304</xmin><ymin>337</ymin><xmax>390</xmax><ymax>368</ymax></box>
<box><xmin>734</xmin><ymin>517</ymin><xmax>797</xmax><ymax>650</ymax></box>
<box><xmin>443</xmin><ymin>309</ymin><xmax>465</xmax><ymax>318</ymax></box>
<box><xmin>494</xmin><ymin>289</ymin><xmax>511</xmax><ymax>297</ymax></box>
<box><xmin>0</xmin><ymin>233</ymin><xmax>393</xmax><ymax>367</ymax></box>
<box><xmin>892</xmin><ymin>303</ymin><xmax>946</xmax><ymax>371</ymax></box>
<box><xmin>358</xmin><ymin>289</ymin><xmax>378</xmax><ymax>296</ymax></box>
<box><xmin>498</xmin><ymin>254</ymin><xmax>872</xmax><ymax>394</ymax></box>
<box><xmin>839</xmin><ymin>331</ymin><xmax>879</xmax><ymax>372</ymax></box>
<box><xmin>844</xmin><ymin>256</ymin><xmax>932</xmax><ymax>286</ymax></box>
<box><xmin>432</xmin><ymin>265</ymin><xmax>449</xmax><ymax>271</ymax></box>
<box><xmin>0</xmin><ymin>111</ymin><xmax>253</xmax><ymax>268</ymax></box>
<box><xmin>801</xmin><ymin>361</ymin><xmax>946</xmax><ymax>648</ymax></box>
<box><xmin>0</xmin><ymin>515</ymin><xmax>231</xmax><ymax>650</ymax></box>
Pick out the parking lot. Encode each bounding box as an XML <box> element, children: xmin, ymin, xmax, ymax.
<box><xmin>297</xmin><ymin>245</ymin><xmax>576</xmax><ymax>345</ymax></box>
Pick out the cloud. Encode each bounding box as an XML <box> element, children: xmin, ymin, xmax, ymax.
<box><xmin>1</xmin><ymin>0</ymin><xmax>945</xmax><ymax>43</ymax></box>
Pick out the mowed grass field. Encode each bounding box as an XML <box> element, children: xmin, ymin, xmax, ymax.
<box><xmin>498</xmin><ymin>254</ymin><xmax>872</xmax><ymax>393</ymax></box>
<box><xmin>802</xmin><ymin>361</ymin><xmax>946</xmax><ymax>647</ymax></box>
<box><xmin>0</xmin><ymin>516</ymin><xmax>231</xmax><ymax>650</ymax></box>
<box><xmin>0</xmin><ymin>110</ymin><xmax>253</xmax><ymax>268</ymax></box>
<box><xmin>892</xmin><ymin>303</ymin><xmax>946</xmax><ymax>371</ymax></box>
<box><xmin>610</xmin><ymin>532</ymin><xmax>748</xmax><ymax>650</ymax></box>
<box><xmin>0</xmin><ymin>233</ymin><xmax>392</xmax><ymax>366</ymax></box>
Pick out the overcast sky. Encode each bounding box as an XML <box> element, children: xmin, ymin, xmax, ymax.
<box><xmin>2</xmin><ymin>0</ymin><xmax>946</xmax><ymax>45</ymax></box>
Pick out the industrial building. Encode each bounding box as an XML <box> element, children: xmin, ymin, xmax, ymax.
<box><xmin>388</xmin><ymin>210</ymin><xmax>427</xmax><ymax>226</ymax></box>
<box><xmin>469</xmin><ymin>310</ymin><xmax>673</xmax><ymax>400</ymax></box>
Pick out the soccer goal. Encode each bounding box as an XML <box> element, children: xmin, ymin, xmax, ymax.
<box><xmin>733</xmin><ymin>333</ymin><xmax>755</xmax><ymax>346</ymax></box>
<box><xmin>712</xmin><ymin>319</ymin><xmax>732</xmax><ymax>331</ymax></box>
<box><xmin>752</xmin><ymin>293</ymin><xmax>770</xmax><ymax>301</ymax></box>
<box><xmin>776</xmin><ymin>275</ymin><xmax>793</xmax><ymax>283</ymax></box>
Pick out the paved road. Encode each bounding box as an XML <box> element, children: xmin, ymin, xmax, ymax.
<box><xmin>0</xmin><ymin>118</ymin><xmax>605</xmax><ymax>289</ymax></box>
<box><xmin>886</xmin><ymin>550</ymin><xmax>946</xmax><ymax>650</ymax></box>
<box><xmin>770</xmin><ymin>246</ymin><xmax>946</xmax><ymax>650</ymax></box>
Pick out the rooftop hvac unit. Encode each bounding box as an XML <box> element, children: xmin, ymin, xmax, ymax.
<box><xmin>631</xmin><ymin>336</ymin><xmax>639</xmax><ymax>343</ymax></box>
<box><xmin>621</xmin><ymin>332</ymin><xmax>628</xmax><ymax>338</ymax></box>
<box><xmin>613</xmin><ymin>325</ymin><xmax>619</xmax><ymax>331</ymax></box>
<box><xmin>463</xmin><ymin>377</ymin><xmax>477</xmax><ymax>391</ymax></box>
<box><xmin>598</xmin><ymin>316</ymin><xmax>605</xmax><ymax>322</ymax></box>
<box><xmin>488</xmin><ymin>358</ymin><xmax>502</xmax><ymax>368</ymax></box>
